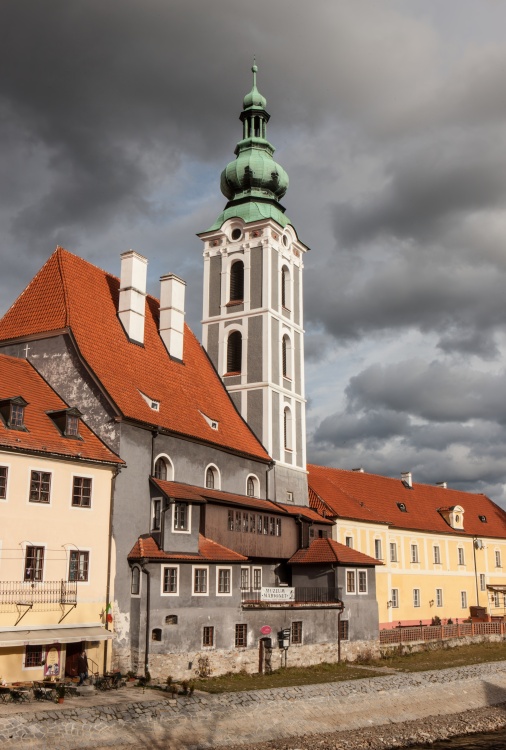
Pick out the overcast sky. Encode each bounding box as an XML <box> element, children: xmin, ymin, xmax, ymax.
<box><xmin>2</xmin><ymin>1</ymin><xmax>506</xmax><ymax>505</ymax></box>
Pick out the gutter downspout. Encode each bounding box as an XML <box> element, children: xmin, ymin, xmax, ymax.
<box><xmin>151</xmin><ymin>428</ymin><xmax>160</xmax><ymax>475</ymax></box>
<box><xmin>103</xmin><ymin>465</ymin><xmax>121</xmax><ymax>674</ymax></box>
<box><xmin>140</xmin><ymin>562</ymin><xmax>151</xmax><ymax>677</ymax></box>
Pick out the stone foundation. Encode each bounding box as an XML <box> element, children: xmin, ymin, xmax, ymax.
<box><xmin>380</xmin><ymin>632</ymin><xmax>504</xmax><ymax>659</ymax></box>
<box><xmin>147</xmin><ymin>639</ymin><xmax>380</xmax><ymax>681</ymax></box>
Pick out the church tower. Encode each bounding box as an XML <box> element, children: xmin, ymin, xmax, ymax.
<box><xmin>199</xmin><ymin>65</ymin><xmax>308</xmax><ymax>506</ymax></box>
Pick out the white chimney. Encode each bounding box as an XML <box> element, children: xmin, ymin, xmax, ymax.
<box><xmin>352</xmin><ymin>467</ymin><xmax>365</xmax><ymax>473</ymax></box>
<box><xmin>436</xmin><ymin>481</ymin><xmax>447</xmax><ymax>489</ymax></box>
<box><xmin>401</xmin><ymin>471</ymin><xmax>412</xmax><ymax>488</ymax></box>
<box><xmin>159</xmin><ymin>273</ymin><xmax>186</xmax><ymax>360</ymax></box>
<box><xmin>118</xmin><ymin>250</ymin><xmax>148</xmax><ymax>345</ymax></box>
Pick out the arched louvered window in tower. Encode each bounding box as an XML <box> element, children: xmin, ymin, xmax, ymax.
<box><xmin>227</xmin><ymin>331</ymin><xmax>242</xmax><ymax>374</ymax></box>
<box><xmin>282</xmin><ymin>335</ymin><xmax>292</xmax><ymax>379</ymax></box>
<box><xmin>154</xmin><ymin>457</ymin><xmax>167</xmax><ymax>480</ymax></box>
<box><xmin>281</xmin><ymin>266</ymin><xmax>290</xmax><ymax>310</ymax></box>
<box><xmin>284</xmin><ymin>407</ymin><xmax>293</xmax><ymax>451</ymax></box>
<box><xmin>230</xmin><ymin>261</ymin><xmax>244</xmax><ymax>302</ymax></box>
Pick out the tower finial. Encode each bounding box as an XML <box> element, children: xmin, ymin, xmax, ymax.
<box><xmin>252</xmin><ymin>57</ymin><xmax>257</xmax><ymax>87</ymax></box>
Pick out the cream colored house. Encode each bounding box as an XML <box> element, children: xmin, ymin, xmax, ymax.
<box><xmin>309</xmin><ymin>466</ymin><xmax>506</xmax><ymax>629</ymax></box>
<box><xmin>0</xmin><ymin>354</ymin><xmax>123</xmax><ymax>682</ymax></box>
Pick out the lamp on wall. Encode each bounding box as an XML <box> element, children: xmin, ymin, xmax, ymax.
<box><xmin>429</xmin><ymin>599</ymin><xmax>434</xmax><ymax>607</ymax></box>
<box><xmin>387</xmin><ymin>600</ymin><xmax>393</xmax><ymax>608</ymax></box>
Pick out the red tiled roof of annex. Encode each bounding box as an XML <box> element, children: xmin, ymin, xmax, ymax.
<box><xmin>0</xmin><ymin>354</ymin><xmax>122</xmax><ymax>464</ymax></box>
<box><xmin>128</xmin><ymin>533</ymin><xmax>247</xmax><ymax>562</ymax></box>
<box><xmin>0</xmin><ymin>248</ymin><xmax>269</xmax><ymax>461</ymax></box>
<box><xmin>308</xmin><ymin>464</ymin><xmax>506</xmax><ymax>539</ymax></box>
<box><xmin>289</xmin><ymin>538</ymin><xmax>381</xmax><ymax>566</ymax></box>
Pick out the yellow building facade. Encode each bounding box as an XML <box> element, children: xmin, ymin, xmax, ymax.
<box><xmin>0</xmin><ymin>355</ymin><xmax>122</xmax><ymax>682</ymax></box>
<box><xmin>309</xmin><ymin>466</ymin><xmax>506</xmax><ymax>630</ymax></box>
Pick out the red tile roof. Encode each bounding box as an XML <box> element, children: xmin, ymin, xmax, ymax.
<box><xmin>289</xmin><ymin>538</ymin><xmax>381</xmax><ymax>566</ymax></box>
<box><xmin>0</xmin><ymin>248</ymin><xmax>269</xmax><ymax>461</ymax></box>
<box><xmin>128</xmin><ymin>533</ymin><xmax>247</xmax><ymax>562</ymax></box>
<box><xmin>0</xmin><ymin>354</ymin><xmax>123</xmax><ymax>465</ymax></box>
<box><xmin>151</xmin><ymin>478</ymin><xmax>333</xmax><ymax>522</ymax></box>
<box><xmin>308</xmin><ymin>464</ymin><xmax>506</xmax><ymax>539</ymax></box>
<box><xmin>275</xmin><ymin>502</ymin><xmax>334</xmax><ymax>525</ymax></box>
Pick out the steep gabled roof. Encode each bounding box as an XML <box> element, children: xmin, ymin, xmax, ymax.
<box><xmin>308</xmin><ymin>464</ymin><xmax>506</xmax><ymax>539</ymax></box>
<box><xmin>128</xmin><ymin>533</ymin><xmax>247</xmax><ymax>562</ymax></box>
<box><xmin>0</xmin><ymin>248</ymin><xmax>269</xmax><ymax>461</ymax></box>
<box><xmin>0</xmin><ymin>354</ymin><xmax>122</xmax><ymax>465</ymax></box>
<box><xmin>289</xmin><ymin>538</ymin><xmax>381</xmax><ymax>566</ymax></box>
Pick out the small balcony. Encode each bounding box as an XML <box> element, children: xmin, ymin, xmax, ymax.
<box><xmin>241</xmin><ymin>586</ymin><xmax>343</xmax><ymax>609</ymax></box>
<box><xmin>0</xmin><ymin>580</ymin><xmax>77</xmax><ymax>606</ymax></box>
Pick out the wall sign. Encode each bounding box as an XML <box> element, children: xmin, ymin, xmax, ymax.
<box><xmin>260</xmin><ymin>625</ymin><xmax>272</xmax><ymax>635</ymax></box>
<box><xmin>261</xmin><ymin>587</ymin><xmax>295</xmax><ymax>601</ymax></box>
<box><xmin>44</xmin><ymin>645</ymin><xmax>61</xmax><ymax>677</ymax></box>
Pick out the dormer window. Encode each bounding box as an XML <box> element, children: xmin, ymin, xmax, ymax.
<box><xmin>397</xmin><ymin>502</ymin><xmax>407</xmax><ymax>513</ymax></box>
<box><xmin>0</xmin><ymin>396</ymin><xmax>28</xmax><ymax>430</ymax></box>
<box><xmin>47</xmin><ymin>407</ymin><xmax>82</xmax><ymax>439</ymax></box>
<box><xmin>479</xmin><ymin>515</ymin><xmax>487</xmax><ymax>523</ymax></box>
<box><xmin>438</xmin><ymin>504</ymin><xmax>465</xmax><ymax>530</ymax></box>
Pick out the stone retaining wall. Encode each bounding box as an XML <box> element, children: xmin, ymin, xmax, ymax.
<box><xmin>1</xmin><ymin>660</ymin><xmax>506</xmax><ymax>749</ymax></box>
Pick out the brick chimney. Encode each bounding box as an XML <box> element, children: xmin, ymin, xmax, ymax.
<box><xmin>159</xmin><ymin>273</ymin><xmax>186</xmax><ymax>360</ymax></box>
<box><xmin>118</xmin><ymin>250</ymin><xmax>148</xmax><ymax>345</ymax></box>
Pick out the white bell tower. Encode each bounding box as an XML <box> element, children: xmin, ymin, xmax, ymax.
<box><xmin>199</xmin><ymin>64</ymin><xmax>308</xmax><ymax>506</ymax></box>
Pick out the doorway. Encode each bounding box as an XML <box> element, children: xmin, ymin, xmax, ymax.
<box><xmin>65</xmin><ymin>640</ymin><xmax>84</xmax><ymax>677</ymax></box>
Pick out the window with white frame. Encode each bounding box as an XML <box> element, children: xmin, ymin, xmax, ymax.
<box><xmin>151</xmin><ymin>498</ymin><xmax>162</xmax><ymax>530</ymax></box>
<box><xmin>246</xmin><ymin>475</ymin><xmax>259</xmax><ymax>497</ymax></box>
<box><xmin>24</xmin><ymin>645</ymin><xmax>44</xmax><ymax>668</ymax></box>
<box><xmin>461</xmin><ymin>591</ymin><xmax>468</xmax><ymax>609</ymax></box>
<box><xmin>410</xmin><ymin>544</ymin><xmax>419</xmax><ymax>563</ymax></box>
<box><xmin>217</xmin><ymin>567</ymin><xmax>232</xmax><ymax>595</ymax></box>
<box><xmin>226</xmin><ymin>331</ymin><xmax>242</xmax><ymax>374</ymax></box>
<box><xmin>433</xmin><ymin>545</ymin><xmax>441</xmax><ymax>564</ymax></box>
<box><xmin>458</xmin><ymin>547</ymin><xmax>465</xmax><ymax>565</ymax></box>
<box><xmin>358</xmin><ymin>570</ymin><xmax>367</xmax><ymax>594</ymax></box>
<box><xmin>390</xmin><ymin>542</ymin><xmax>398</xmax><ymax>562</ymax></box>
<box><xmin>391</xmin><ymin>588</ymin><xmax>399</xmax><ymax>608</ymax></box>
<box><xmin>281</xmin><ymin>266</ymin><xmax>291</xmax><ymax>310</ymax></box>
<box><xmin>282</xmin><ymin>335</ymin><xmax>292</xmax><ymax>379</ymax></box>
<box><xmin>205</xmin><ymin>465</ymin><xmax>219</xmax><ymax>490</ymax></box>
<box><xmin>69</xmin><ymin>550</ymin><xmax>89</xmax><ymax>582</ymax></box>
<box><xmin>413</xmin><ymin>588</ymin><xmax>420</xmax><ymax>607</ymax></box>
<box><xmin>436</xmin><ymin>588</ymin><xmax>443</xmax><ymax>607</ymax></box>
<box><xmin>162</xmin><ymin>566</ymin><xmax>178</xmax><ymax>595</ymax></box>
<box><xmin>345</xmin><ymin>536</ymin><xmax>353</xmax><ymax>548</ymax></box>
<box><xmin>193</xmin><ymin>566</ymin><xmax>208</xmax><ymax>595</ymax></box>
<box><xmin>0</xmin><ymin>466</ymin><xmax>7</xmax><ymax>500</ymax></box>
<box><xmin>173</xmin><ymin>502</ymin><xmax>189</xmax><ymax>531</ymax></box>
<box><xmin>25</xmin><ymin>546</ymin><xmax>44</xmax><ymax>581</ymax></box>
<box><xmin>72</xmin><ymin>477</ymin><xmax>92</xmax><ymax>507</ymax></box>
<box><xmin>229</xmin><ymin>261</ymin><xmax>244</xmax><ymax>302</ymax></box>
<box><xmin>240</xmin><ymin>567</ymin><xmax>249</xmax><ymax>590</ymax></box>
<box><xmin>253</xmin><ymin>568</ymin><xmax>262</xmax><ymax>590</ymax></box>
<box><xmin>346</xmin><ymin>570</ymin><xmax>356</xmax><ymax>594</ymax></box>
<box><xmin>374</xmin><ymin>539</ymin><xmax>382</xmax><ymax>560</ymax></box>
<box><xmin>495</xmin><ymin>550</ymin><xmax>502</xmax><ymax>568</ymax></box>
<box><xmin>154</xmin><ymin>455</ymin><xmax>173</xmax><ymax>481</ymax></box>
<box><xmin>29</xmin><ymin>471</ymin><xmax>51</xmax><ymax>504</ymax></box>
<box><xmin>480</xmin><ymin>573</ymin><xmax>486</xmax><ymax>591</ymax></box>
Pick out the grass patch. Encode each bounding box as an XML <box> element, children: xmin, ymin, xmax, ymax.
<box><xmin>193</xmin><ymin>661</ymin><xmax>385</xmax><ymax>693</ymax></box>
<box><xmin>193</xmin><ymin>641</ymin><xmax>506</xmax><ymax>693</ymax></box>
<box><xmin>376</xmin><ymin>640</ymin><xmax>506</xmax><ymax>672</ymax></box>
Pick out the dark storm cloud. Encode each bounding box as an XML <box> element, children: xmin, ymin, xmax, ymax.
<box><xmin>346</xmin><ymin>359</ymin><xmax>506</xmax><ymax>424</ymax></box>
<box><xmin>314</xmin><ymin>408</ymin><xmax>410</xmax><ymax>447</ymax></box>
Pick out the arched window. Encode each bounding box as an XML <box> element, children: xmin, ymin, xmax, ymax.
<box><xmin>154</xmin><ymin>457</ymin><xmax>167</xmax><ymax>480</ymax></box>
<box><xmin>281</xmin><ymin>266</ymin><xmax>290</xmax><ymax>309</ymax></box>
<box><xmin>282</xmin><ymin>335</ymin><xmax>292</xmax><ymax>379</ymax></box>
<box><xmin>206</xmin><ymin>465</ymin><xmax>220</xmax><ymax>490</ymax></box>
<box><xmin>131</xmin><ymin>566</ymin><xmax>140</xmax><ymax>596</ymax></box>
<box><xmin>227</xmin><ymin>331</ymin><xmax>242</xmax><ymax>374</ymax></box>
<box><xmin>284</xmin><ymin>407</ymin><xmax>293</xmax><ymax>451</ymax></box>
<box><xmin>230</xmin><ymin>261</ymin><xmax>244</xmax><ymax>301</ymax></box>
<box><xmin>246</xmin><ymin>476</ymin><xmax>259</xmax><ymax>498</ymax></box>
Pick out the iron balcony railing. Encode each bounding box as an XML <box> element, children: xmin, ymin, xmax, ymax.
<box><xmin>241</xmin><ymin>586</ymin><xmax>343</xmax><ymax>606</ymax></box>
<box><xmin>0</xmin><ymin>580</ymin><xmax>78</xmax><ymax>605</ymax></box>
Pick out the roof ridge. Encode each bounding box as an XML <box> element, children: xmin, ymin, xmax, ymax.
<box><xmin>55</xmin><ymin>247</ymin><xmax>70</xmax><ymax>328</ymax></box>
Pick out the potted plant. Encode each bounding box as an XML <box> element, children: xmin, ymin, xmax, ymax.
<box><xmin>55</xmin><ymin>683</ymin><xmax>66</xmax><ymax>704</ymax></box>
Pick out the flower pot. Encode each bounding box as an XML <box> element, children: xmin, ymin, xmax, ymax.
<box><xmin>58</xmin><ymin>697</ymin><xmax>64</xmax><ymax>704</ymax></box>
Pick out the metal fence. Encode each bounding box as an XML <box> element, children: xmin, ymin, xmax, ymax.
<box><xmin>380</xmin><ymin>620</ymin><xmax>504</xmax><ymax>645</ymax></box>
<box><xmin>0</xmin><ymin>580</ymin><xmax>78</xmax><ymax>605</ymax></box>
